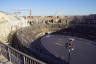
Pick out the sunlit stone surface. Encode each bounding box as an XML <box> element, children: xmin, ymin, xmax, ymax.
<box><xmin>0</xmin><ymin>12</ymin><xmax>29</xmax><ymax>42</ymax></box>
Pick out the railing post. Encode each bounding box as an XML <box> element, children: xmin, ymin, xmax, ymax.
<box><xmin>0</xmin><ymin>43</ymin><xmax>1</xmax><ymax>55</ymax></box>
<box><xmin>8</xmin><ymin>47</ymin><xmax>12</xmax><ymax>62</ymax></box>
<box><xmin>23</xmin><ymin>56</ymin><xmax>26</xmax><ymax>64</ymax></box>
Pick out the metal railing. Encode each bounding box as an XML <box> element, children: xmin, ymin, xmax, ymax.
<box><xmin>0</xmin><ymin>42</ymin><xmax>46</xmax><ymax>64</ymax></box>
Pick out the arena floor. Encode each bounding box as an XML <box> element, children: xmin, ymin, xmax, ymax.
<box><xmin>41</xmin><ymin>34</ymin><xmax>96</xmax><ymax>64</ymax></box>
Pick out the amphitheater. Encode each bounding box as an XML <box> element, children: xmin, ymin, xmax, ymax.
<box><xmin>0</xmin><ymin>12</ymin><xmax>96</xmax><ymax>64</ymax></box>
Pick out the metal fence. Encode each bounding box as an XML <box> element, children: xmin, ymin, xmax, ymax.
<box><xmin>0</xmin><ymin>42</ymin><xmax>46</xmax><ymax>64</ymax></box>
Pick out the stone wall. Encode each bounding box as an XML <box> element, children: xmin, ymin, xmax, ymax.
<box><xmin>0</xmin><ymin>12</ymin><xmax>29</xmax><ymax>42</ymax></box>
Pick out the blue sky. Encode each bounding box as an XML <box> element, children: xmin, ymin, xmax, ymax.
<box><xmin>0</xmin><ymin>0</ymin><xmax>96</xmax><ymax>16</ymax></box>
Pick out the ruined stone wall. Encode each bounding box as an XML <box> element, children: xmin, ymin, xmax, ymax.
<box><xmin>0</xmin><ymin>12</ymin><xmax>29</xmax><ymax>43</ymax></box>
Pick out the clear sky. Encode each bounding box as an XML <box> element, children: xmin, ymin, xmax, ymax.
<box><xmin>0</xmin><ymin>0</ymin><xmax>96</xmax><ymax>16</ymax></box>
